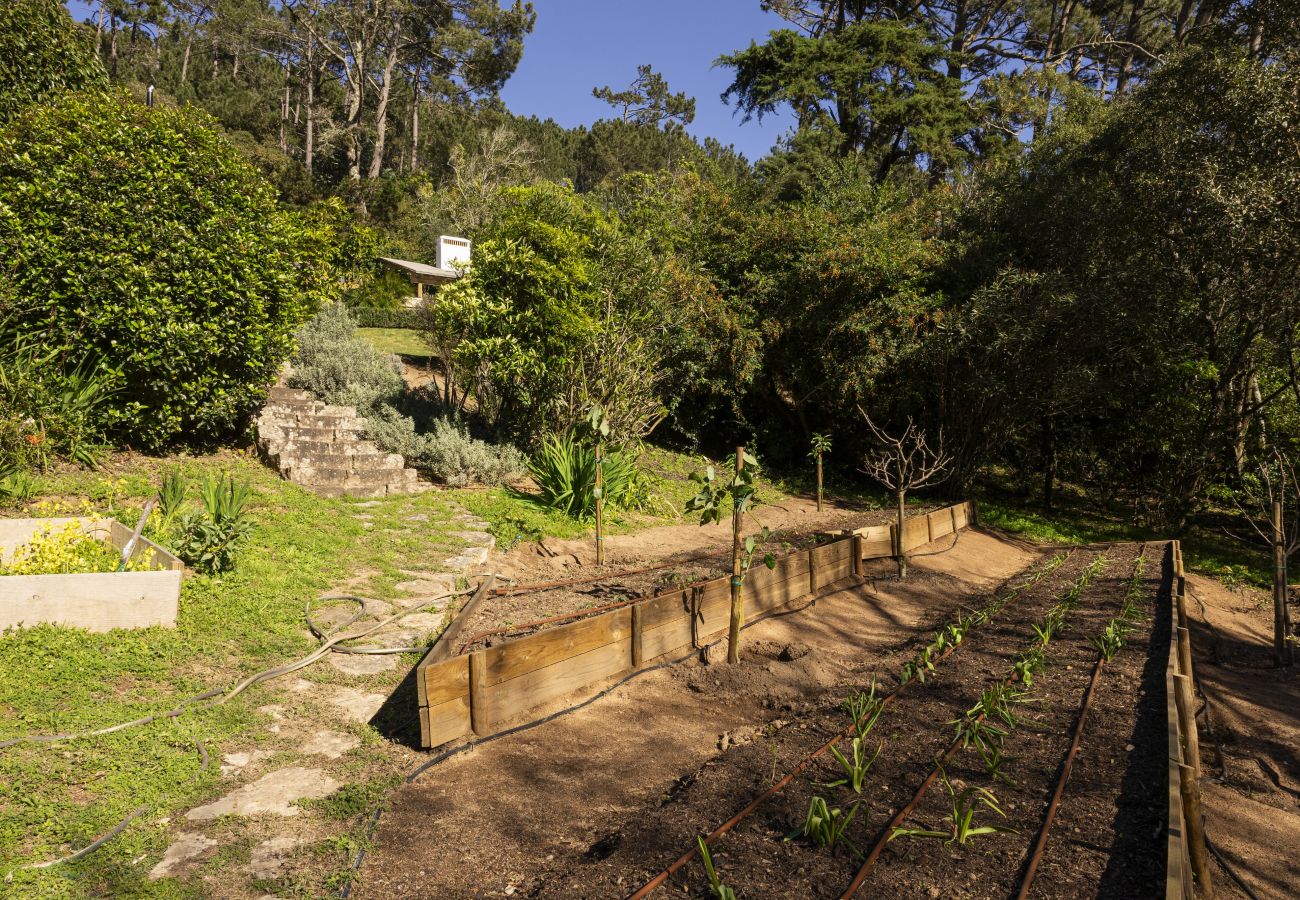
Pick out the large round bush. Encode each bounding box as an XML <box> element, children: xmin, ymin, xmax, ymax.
<box><xmin>0</xmin><ymin>92</ymin><xmax>341</xmax><ymax>449</ymax></box>
<box><xmin>0</xmin><ymin>0</ymin><xmax>105</xmax><ymax>124</ymax></box>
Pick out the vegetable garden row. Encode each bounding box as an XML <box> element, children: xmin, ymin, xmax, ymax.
<box><xmin>511</xmin><ymin>542</ymin><xmax>1169</xmax><ymax>898</ymax></box>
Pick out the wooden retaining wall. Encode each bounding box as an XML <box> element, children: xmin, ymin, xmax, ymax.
<box><xmin>1165</xmin><ymin>540</ymin><xmax>1212</xmax><ymax>899</ymax></box>
<box><xmin>415</xmin><ymin>502</ymin><xmax>975</xmax><ymax>749</ymax></box>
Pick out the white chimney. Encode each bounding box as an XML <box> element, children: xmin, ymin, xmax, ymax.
<box><xmin>437</xmin><ymin>235</ymin><xmax>471</xmax><ymax>271</ymax></box>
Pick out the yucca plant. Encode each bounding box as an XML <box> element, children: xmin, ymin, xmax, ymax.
<box><xmin>696</xmin><ymin>836</ymin><xmax>736</xmax><ymax>900</ymax></box>
<box><xmin>890</xmin><ymin>767</ymin><xmax>1016</xmax><ymax>847</ymax></box>
<box><xmin>528</xmin><ymin>433</ymin><xmax>635</xmax><ymax>519</ymax></box>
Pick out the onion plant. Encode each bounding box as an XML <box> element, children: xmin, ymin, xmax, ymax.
<box><xmin>827</xmin><ymin>736</ymin><xmax>883</xmax><ymax>794</ymax></box>
<box><xmin>696</xmin><ymin>836</ymin><xmax>736</xmax><ymax>900</ymax></box>
<box><xmin>792</xmin><ymin>796</ymin><xmax>862</xmax><ymax>857</ymax></box>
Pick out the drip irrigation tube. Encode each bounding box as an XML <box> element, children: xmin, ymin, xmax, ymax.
<box><xmin>1014</xmin><ymin>653</ymin><xmax>1106</xmax><ymax>898</ymax></box>
<box><xmin>626</xmin><ymin>551</ymin><xmax>1072</xmax><ymax>899</ymax></box>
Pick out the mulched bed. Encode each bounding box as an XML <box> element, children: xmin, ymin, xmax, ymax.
<box><xmin>523</xmin><ymin>543</ymin><xmax>1169</xmax><ymax>899</ymax></box>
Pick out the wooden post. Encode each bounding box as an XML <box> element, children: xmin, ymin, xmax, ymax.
<box><xmin>595</xmin><ymin>436</ymin><xmax>605</xmax><ymax>567</ymax></box>
<box><xmin>468</xmin><ymin>650</ymin><xmax>487</xmax><ymax>737</ymax></box>
<box><xmin>1174</xmin><ymin>673</ymin><xmax>1202</xmax><ymax>779</ymax></box>
<box><xmin>1272</xmin><ymin>502</ymin><xmax>1289</xmax><ymax>666</ymax></box>
<box><xmin>816</xmin><ymin>451</ymin><xmax>823</xmax><ymax>513</ymax></box>
<box><xmin>895</xmin><ymin>490</ymin><xmax>908</xmax><ymax>578</ymax></box>
<box><xmin>727</xmin><ymin>446</ymin><xmax>744</xmax><ymax>665</ymax></box>
<box><xmin>1177</xmin><ymin>626</ymin><xmax>1194</xmax><ymax>681</ymax></box>
<box><xmin>808</xmin><ymin>545</ymin><xmax>819</xmax><ymax>596</ymax></box>
<box><xmin>1178</xmin><ymin>763</ymin><xmax>1216</xmax><ymax>898</ymax></box>
<box><xmin>631</xmin><ymin>603</ymin><xmax>643</xmax><ymax>669</ymax></box>
<box><xmin>1176</xmin><ymin>578</ymin><xmax>1188</xmax><ymax>631</ymax></box>
<box><xmin>852</xmin><ymin>535</ymin><xmax>863</xmax><ymax>579</ymax></box>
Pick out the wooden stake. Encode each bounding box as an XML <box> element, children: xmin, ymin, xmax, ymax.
<box><xmin>816</xmin><ymin>451</ymin><xmax>823</xmax><ymax>513</ymax></box>
<box><xmin>631</xmin><ymin>603</ymin><xmax>643</xmax><ymax>669</ymax></box>
<box><xmin>1273</xmin><ymin>502</ymin><xmax>1288</xmax><ymax>666</ymax></box>
<box><xmin>469</xmin><ymin>650</ymin><xmax>487</xmax><ymax>737</ymax></box>
<box><xmin>1174</xmin><ymin>673</ymin><xmax>1202</xmax><ymax>779</ymax></box>
<box><xmin>727</xmin><ymin>446</ymin><xmax>744</xmax><ymax>665</ymax></box>
<box><xmin>1178</xmin><ymin>763</ymin><xmax>1215</xmax><ymax>898</ymax></box>
<box><xmin>595</xmin><ymin>437</ymin><xmax>605</xmax><ymax>567</ymax></box>
<box><xmin>852</xmin><ymin>535</ymin><xmax>863</xmax><ymax>579</ymax></box>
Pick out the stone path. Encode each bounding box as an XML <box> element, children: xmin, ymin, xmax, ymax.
<box><xmin>152</xmin><ymin>503</ymin><xmax>498</xmax><ymax>892</ymax></box>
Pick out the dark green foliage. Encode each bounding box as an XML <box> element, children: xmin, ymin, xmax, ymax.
<box><xmin>0</xmin><ymin>91</ymin><xmax>344</xmax><ymax>450</ymax></box>
<box><xmin>0</xmin><ymin>0</ymin><xmax>106</xmax><ymax>124</ymax></box>
<box><xmin>353</xmin><ymin>308</ymin><xmax>422</xmax><ymax>329</ymax></box>
<box><xmin>528</xmin><ymin>434</ymin><xmax>636</xmax><ymax>519</ymax></box>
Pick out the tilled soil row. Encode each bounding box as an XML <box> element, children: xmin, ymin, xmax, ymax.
<box><xmin>529</xmin><ymin>548</ymin><xmax>1120</xmax><ymax>898</ymax></box>
<box><xmin>860</xmin><ymin>543</ymin><xmax>1145</xmax><ymax>899</ymax></box>
<box><xmin>1025</xmin><ymin>546</ymin><xmax>1167</xmax><ymax>899</ymax></box>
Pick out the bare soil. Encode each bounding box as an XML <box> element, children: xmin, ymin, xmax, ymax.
<box><xmin>459</xmin><ymin>498</ymin><xmax>942</xmax><ymax>648</ymax></box>
<box><xmin>1181</xmin><ymin>573</ymin><xmax>1300</xmax><ymax>900</ymax></box>
<box><xmin>353</xmin><ymin>529</ymin><xmax>1035</xmax><ymax>898</ymax></box>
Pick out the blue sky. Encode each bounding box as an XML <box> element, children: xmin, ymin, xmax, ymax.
<box><xmin>65</xmin><ymin>1</ymin><xmax>794</xmax><ymax>162</ymax></box>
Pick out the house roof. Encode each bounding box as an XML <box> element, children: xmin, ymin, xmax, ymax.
<box><xmin>377</xmin><ymin>256</ymin><xmax>462</xmax><ymax>285</ymax></box>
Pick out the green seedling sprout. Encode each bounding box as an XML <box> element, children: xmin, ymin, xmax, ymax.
<box><xmin>790</xmin><ymin>796</ymin><xmax>863</xmax><ymax>857</ymax></box>
<box><xmin>696</xmin><ymin>836</ymin><xmax>736</xmax><ymax>900</ymax></box>
<box><xmin>827</xmin><ymin>737</ymin><xmax>883</xmax><ymax>794</ymax></box>
<box><xmin>843</xmin><ymin>682</ymin><xmax>885</xmax><ymax>737</ymax></box>
<box><xmin>889</xmin><ymin>767</ymin><xmax>1017</xmax><ymax>847</ymax></box>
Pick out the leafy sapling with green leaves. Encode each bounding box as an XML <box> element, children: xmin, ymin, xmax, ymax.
<box><xmin>810</xmin><ymin>432</ymin><xmax>832</xmax><ymax>512</ymax></box>
<box><xmin>686</xmin><ymin>447</ymin><xmax>775</xmax><ymax>663</ymax></box>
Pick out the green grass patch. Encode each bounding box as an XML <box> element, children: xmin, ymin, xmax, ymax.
<box><xmin>0</xmin><ymin>453</ymin><xmax>473</xmax><ymax>896</ymax></box>
<box><xmin>356</xmin><ymin>327</ymin><xmax>431</xmax><ymax>358</ymax></box>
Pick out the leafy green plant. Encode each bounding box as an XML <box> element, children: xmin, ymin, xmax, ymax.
<box><xmin>696</xmin><ymin>836</ymin><xmax>736</xmax><ymax>900</ymax></box>
<box><xmin>843</xmin><ymin>682</ymin><xmax>885</xmax><ymax>737</ymax></box>
<box><xmin>685</xmin><ymin>449</ymin><xmax>762</xmax><ymax>525</ymax></box>
<box><xmin>0</xmin><ymin>468</ymin><xmax>38</xmax><ymax>503</ymax></box>
<box><xmin>0</xmin><ymin>519</ymin><xmax>154</xmax><ymax>575</ymax></box>
<box><xmin>827</xmin><ymin>737</ymin><xmax>882</xmax><ymax>794</ymax></box>
<box><xmin>889</xmin><ymin>767</ymin><xmax>1016</xmax><ymax>847</ymax></box>
<box><xmin>173</xmin><ymin>474</ymin><xmax>254</xmax><ymax>575</ymax></box>
<box><xmin>791</xmin><ymin>795</ymin><xmax>862</xmax><ymax>857</ymax></box>
<box><xmin>1089</xmin><ymin>619</ymin><xmax>1128</xmax><ymax>662</ymax></box>
<box><xmin>157</xmin><ymin>470</ymin><xmax>189</xmax><ymax>532</ymax></box>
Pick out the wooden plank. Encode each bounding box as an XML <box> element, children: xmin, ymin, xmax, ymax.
<box><xmin>481</xmin><ymin>640</ymin><xmax>631</xmax><ymax>730</ymax></box>
<box><xmin>639</xmin><ymin>589</ymin><xmax>691</xmax><ymax>630</ymax></box>
<box><xmin>952</xmin><ymin>503</ymin><xmax>970</xmax><ymax>530</ymax></box>
<box><xmin>850</xmin><ymin>524</ymin><xmax>892</xmax><ymax>542</ymax></box>
<box><xmin>746</xmin><ymin>573</ymin><xmax>808</xmax><ymax>617</ymax></box>
<box><xmin>929</xmin><ymin>510</ymin><xmax>954</xmax><ymax>540</ymax></box>
<box><xmin>424</xmin><ymin>696</ymin><xmax>471</xmax><ymax>748</ymax></box>
<box><xmin>811</xmin><ymin>540</ymin><xmax>854</xmax><ymax>590</ymax></box>
<box><xmin>421</xmin><ymin>574</ymin><xmax>495</xmax><ymax>666</ymax></box>
<box><xmin>480</xmin><ymin>607</ymin><xmax>631</xmax><ymax>687</ymax></box>
<box><xmin>0</xmin><ymin>570</ymin><xmax>181</xmax><ymax>632</ymax></box>
<box><xmin>747</xmin><ymin>551</ymin><xmax>809</xmax><ymax>594</ymax></box>
<box><xmin>641</xmin><ymin>614</ymin><xmax>694</xmax><ymax>661</ymax></box>
<box><xmin>418</xmin><ymin>654</ymin><xmax>469</xmax><ymax>708</ymax></box>
<box><xmin>860</xmin><ymin>536</ymin><xmax>894</xmax><ymax>559</ymax></box>
<box><xmin>902</xmin><ymin>516</ymin><xmax>930</xmax><ymax>551</ymax></box>
<box><xmin>108</xmin><ymin>520</ymin><xmax>184</xmax><ymax>570</ymax></box>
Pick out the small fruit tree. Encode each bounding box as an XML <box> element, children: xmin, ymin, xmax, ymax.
<box><xmin>686</xmin><ymin>446</ymin><xmax>775</xmax><ymax>663</ymax></box>
<box><xmin>859</xmin><ymin>411</ymin><xmax>951</xmax><ymax>578</ymax></box>
<box><xmin>810</xmin><ymin>433</ymin><xmax>832</xmax><ymax>512</ymax></box>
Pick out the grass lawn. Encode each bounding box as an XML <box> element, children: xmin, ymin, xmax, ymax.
<box><xmin>0</xmin><ymin>452</ymin><xmax>472</xmax><ymax>898</ymax></box>
<box><xmin>356</xmin><ymin>327</ymin><xmax>430</xmax><ymax>359</ymax></box>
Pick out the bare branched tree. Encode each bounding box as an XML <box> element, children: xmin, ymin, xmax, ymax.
<box><xmin>859</xmin><ymin>409</ymin><xmax>952</xmax><ymax>578</ymax></box>
<box><xmin>1228</xmin><ymin>446</ymin><xmax>1297</xmax><ymax>665</ymax></box>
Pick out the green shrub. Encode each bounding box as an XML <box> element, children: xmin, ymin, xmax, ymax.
<box><xmin>171</xmin><ymin>474</ymin><xmax>254</xmax><ymax>575</ymax></box>
<box><xmin>289</xmin><ymin>302</ymin><xmax>405</xmax><ymax>411</ymax></box>
<box><xmin>529</xmin><ymin>433</ymin><xmax>636</xmax><ymax>519</ymax></box>
<box><xmin>353</xmin><ymin>307</ymin><xmax>422</xmax><ymax>329</ymax></box>
<box><xmin>364</xmin><ymin>408</ymin><xmax>525</xmax><ymax>486</ymax></box>
<box><xmin>0</xmin><ymin>91</ymin><xmax>343</xmax><ymax>450</ymax></box>
<box><xmin>0</xmin><ymin>0</ymin><xmax>106</xmax><ymax>124</ymax></box>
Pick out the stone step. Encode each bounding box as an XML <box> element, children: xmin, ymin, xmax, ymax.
<box><xmin>267</xmin><ymin>386</ymin><xmax>313</xmax><ymax>402</ymax></box>
<box><xmin>273</xmin><ymin>424</ymin><xmax>364</xmax><ymax>442</ymax></box>
<box><xmin>286</xmin><ymin>461</ymin><xmax>410</xmax><ymax>486</ymax></box>
<box><xmin>266</xmin><ymin>438</ymin><xmax>382</xmax><ymax>457</ymax></box>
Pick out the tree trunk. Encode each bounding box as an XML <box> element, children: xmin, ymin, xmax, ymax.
<box><xmin>1116</xmin><ymin>0</ymin><xmax>1147</xmax><ymax>95</ymax></box>
<box><xmin>409</xmin><ymin>67</ymin><xmax>421</xmax><ymax>172</ymax></box>
<box><xmin>95</xmin><ymin>2</ymin><xmax>105</xmax><ymax>56</ymax></box>
<box><xmin>367</xmin><ymin>40</ymin><xmax>401</xmax><ymax>179</ymax></box>
<box><xmin>304</xmin><ymin>43</ymin><xmax>316</xmax><ymax>177</ymax></box>
<box><xmin>180</xmin><ymin>31</ymin><xmax>194</xmax><ymax>83</ymax></box>
<box><xmin>109</xmin><ymin>15</ymin><xmax>119</xmax><ymax>79</ymax></box>
<box><xmin>280</xmin><ymin>78</ymin><xmax>290</xmax><ymax>154</ymax></box>
<box><xmin>1272</xmin><ymin>502</ymin><xmax>1291</xmax><ymax>665</ymax></box>
<box><xmin>727</xmin><ymin>446</ymin><xmax>746</xmax><ymax>663</ymax></box>
<box><xmin>896</xmin><ymin>488</ymin><xmax>908</xmax><ymax>578</ymax></box>
<box><xmin>947</xmin><ymin>0</ymin><xmax>968</xmax><ymax>82</ymax></box>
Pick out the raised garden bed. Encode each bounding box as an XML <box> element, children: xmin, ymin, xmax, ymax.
<box><xmin>0</xmin><ymin>517</ymin><xmax>184</xmax><ymax>632</ymax></box>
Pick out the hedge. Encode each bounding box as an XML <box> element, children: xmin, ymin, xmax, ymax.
<box><xmin>353</xmin><ymin>307</ymin><xmax>423</xmax><ymax>329</ymax></box>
